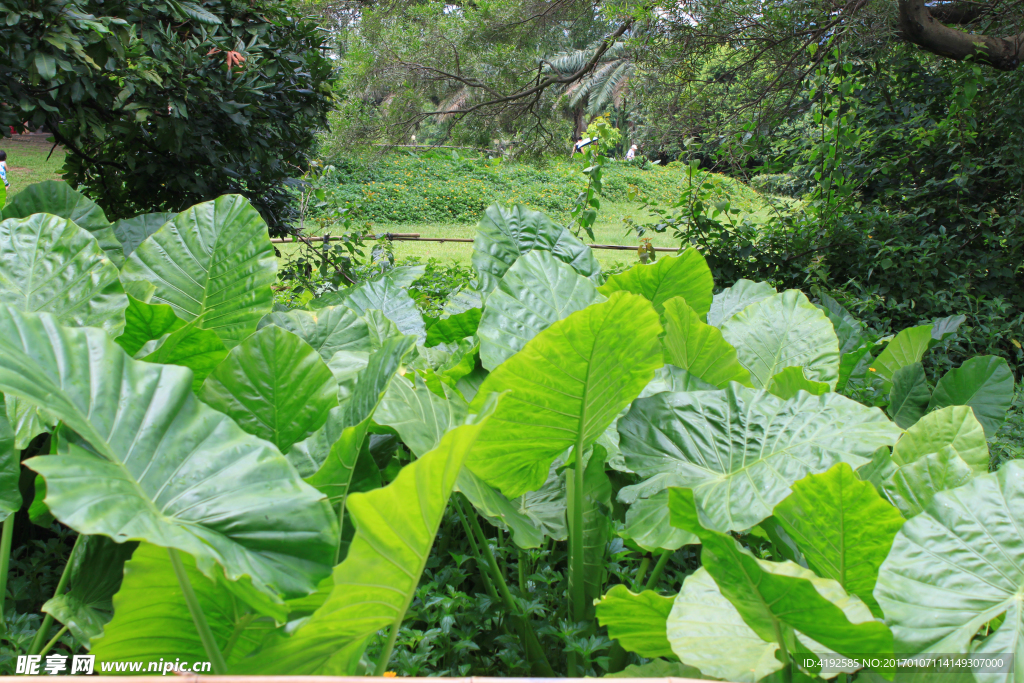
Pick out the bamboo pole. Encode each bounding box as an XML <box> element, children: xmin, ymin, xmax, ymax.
<box><xmin>270</xmin><ymin>233</ymin><xmax>680</xmax><ymax>252</ymax></box>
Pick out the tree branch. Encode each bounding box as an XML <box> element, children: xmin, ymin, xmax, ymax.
<box><xmin>899</xmin><ymin>0</ymin><xmax>1024</xmax><ymax>69</ymax></box>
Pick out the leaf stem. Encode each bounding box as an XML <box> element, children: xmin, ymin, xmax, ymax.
<box><xmin>568</xmin><ymin>438</ymin><xmax>586</xmax><ymax>676</ymax></box>
<box><xmin>644</xmin><ymin>551</ymin><xmax>672</xmax><ymax>592</ymax></box>
<box><xmin>374</xmin><ymin>614</ymin><xmax>403</xmax><ymax>676</ymax></box>
<box><xmin>221</xmin><ymin>613</ymin><xmax>255</xmax><ymax>661</ymax></box>
<box><xmin>453</xmin><ymin>496</ymin><xmax>500</xmax><ymax>604</ymax></box>
<box><xmin>773</xmin><ymin>618</ymin><xmax>792</xmax><ymax>683</ymax></box>
<box><xmin>37</xmin><ymin>624</ymin><xmax>68</xmax><ymax>658</ymax></box>
<box><xmin>335</xmin><ymin>494</ymin><xmax>348</xmax><ymax>566</ymax></box>
<box><xmin>0</xmin><ymin>514</ymin><xmax>15</xmax><ymax>636</ymax></box>
<box><xmin>168</xmin><ymin>547</ymin><xmax>227</xmax><ymax>675</ymax></box>
<box><xmin>631</xmin><ymin>555</ymin><xmax>651</xmax><ymax>592</ymax></box>
<box><xmin>29</xmin><ymin>532</ymin><xmax>82</xmax><ymax>656</ymax></box>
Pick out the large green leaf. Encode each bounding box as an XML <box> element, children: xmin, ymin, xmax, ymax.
<box><xmin>598</xmin><ymin>249</ymin><xmax>713</xmax><ymax>317</ymax></box>
<box><xmin>618</xmin><ymin>385</ymin><xmax>902</xmax><ymax>531</ymax></box>
<box><xmin>772</xmin><ymin>463</ymin><xmax>905</xmax><ymax>618</ymax></box>
<box><xmin>814</xmin><ymin>291</ymin><xmax>865</xmax><ymax>356</ymax></box>
<box><xmin>340</xmin><ymin>276</ymin><xmax>427</xmax><ymax>343</ymax></box>
<box><xmin>883</xmin><ymin>446</ymin><xmax>974</xmax><ymax>519</ymax></box>
<box><xmin>720</xmin><ymin>290</ymin><xmax>840</xmax><ymax>389</ymax></box>
<box><xmin>115</xmin><ymin>296</ymin><xmax>186</xmax><ymax>356</ymax></box>
<box><xmin>604</xmin><ymin>660</ymin><xmax>705</xmax><ymax>679</ymax></box>
<box><xmin>0</xmin><ymin>394</ymin><xmax>20</xmax><ymax>522</ymax></box>
<box><xmin>661</xmin><ymin>297</ymin><xmax>752</xmax><ymax>388</ymax></box>
<box><xmin>595</xmin><ymin>585</ymin><xmax>675</xmax><ymax>659</ymax></box>
<box><xmin>236</xmin><ymin>402</ymin><xmax>496</xmax><ymax>674</ymax></box>
<box><xmin>706</xmin><ymin>279</ymin><xmax>775</xmax><ymax>327</ymax></box>
<box><xmin>374</xmin><ymin>372</ymin><xmax>467</xmax><ymax>457</ymax></box>
<box><xmin>868</xmin><ymin>316</ymin><xmax>962</xmax><ymax>392</ymax></box>
<box><xmin>666</xmin><ymin>567</ymin><xmax>783</xmax><ymax>682</ymax></box>
<box><xmin>199</xmin><ymin>326</ymin><xmax>338</xmax><ymax>453</ymax></box>
<box><xmin>472</xmin><ymin>204</ymin><xmax>600</xmax><ymax>294</ymax></box>
<box><xmin>478</xmin><ymin>249</ymin><xmax>601</xmax><ymax>371</ymax></box>
<box><xmin>110</xmin><ymin>212</ymin><xmax>174</xmax><ymax>257</ymax></box>
<box><xmin>119</xmin><ymin>195</ymin><xmax>277</xmax><ymax>348</ymax></box>
<box><xmin>91</xmin><ymin>543</ymin><xmax>278</xmax><ymax>667</ymax></box>
<box><xmin>260</xmin><ymin>306</ymin><xmax>372</xmax><ymax>362</ymax></box>
<box><xmin>138</xmin><ymin>321</ymin><xmax>229</xmax><ymax>392</ymax></box>
<box><xmin>567</xmin><ymin>445</ymin><xmax>612</xmax><ymax>612</ymax></box>
<box><xmin>876</xmin><ymin>461</ymin><xmax>1024</xmax><ymax>683</ymax></box>
<box><xmin>466</xmin><ymin>292</ymin><xmax>663</xmax><ymax>498</ymax></box>
<box><xmin>622</xmin><ymin>489</ymin><xmax>697</xmax><ymax>552</ymax></box>
<box><xmin>0</xmin><ymin>180</ymin><xmax>124</xmax><ymax>266</ymax></box>
<box><xmin>669</xmin><ymin>488</ymin><xmax>894</xmax><ymax>672</ymax></box>
<box><xmin>891</xmin><ymin>405</ymin><xmax>988</xmax><ymax>475</ymax></box>
<box><xmin>0</xmin><ymin>306</ymin><xmax>336</xmax><ymax>599</ymax></box>
<box><xmin>765</xmin><ymin>366</ymin><xmax>830</xmax><ymax>400</ymax></box>
<box><xmin>42</xmin><ymin>535</ymin><xmax>137</xmax><ymax>647</ymax></box>
<box><xmin>928</xmin><ymin>356</ymin><xmax>1014</xmax><ymax>437</ymax></box>
<box><xmin>887</xmin><ymin>363</ymin><xmax>930</xmax><ymax>428</ymax></box>
<box><xmin>296</xmin><ymin>336</ymin><xmax>416</xmax><ymax>506</ymax></box>
<box><xmin>456</xmin><ymin>464</ymin><xmax>567</xmax><ymax>549</ymax></box>
<box><xmin>0</xmin><ymin>214</ymin><xmax>128</xmax><ymax>335</ymax></box>
<box><xmin>425</xmin><ymin>308</ymin><xmax>481</xmax><ymax>347</ymax></box>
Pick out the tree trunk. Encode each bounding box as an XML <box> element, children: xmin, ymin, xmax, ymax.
<box><xmin>898</xmin><ymin>0</ymin><xmax>1024</xmax><ymax>70</ymax></box>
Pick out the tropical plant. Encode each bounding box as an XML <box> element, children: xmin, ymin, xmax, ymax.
<box><xmin>0</xmin><ymin>181</ymin><xmax>1018</xmax><ymax>681</ymax></box>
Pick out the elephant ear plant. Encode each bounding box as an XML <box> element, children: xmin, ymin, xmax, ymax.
<box><xmin>0</xmin><ymin>186</ymin><xmax>1018</xmax><ymax>680</ymax></box>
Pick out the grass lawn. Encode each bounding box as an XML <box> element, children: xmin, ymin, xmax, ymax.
<box><xmin>1</xmin><ymin>134</ymin><xmax>65</xmax><ymax>202</ymax></box>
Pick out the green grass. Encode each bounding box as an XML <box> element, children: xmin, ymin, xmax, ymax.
<box><xmin>1</xmin><ymin>135</ymin><xmax>66</xmax><ymax>202</ymax></box>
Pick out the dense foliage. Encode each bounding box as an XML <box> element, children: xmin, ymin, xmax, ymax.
<box><xmin>0</xmin><ymin>180</ymin><xmax>1019</xmax><ymax>681</ymax></box>
<box><xmin>0</xmin><ymin>0</ymin><xmax>334</xmax><ymax>229</ymax></box>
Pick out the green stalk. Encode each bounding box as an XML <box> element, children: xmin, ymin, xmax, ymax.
<box><xmin>453</xmin><ymin>497</ymin><xmax>500</xmax><ymax>605</ymax></box>
<box><xmin>644</xmin><ymin>551</ymin><xmax>672</xmax><ymax>592</ymax></box>
<box><xmin>773</xmin><ymin>619</ymin><xmax>793</xmax><ymax>683</ymax></box>
<box><xmin>28</xmin><ymin>533</ymin><xmax>82</xmax><ymax>656</ymax></box>
<box><xmin>221</xmin><ymin>614</ymin><xmax>255</xmax><ymax>661</ymax></box>
<box><xmin>334</xmin><ymin>494</ymin><xmax>349</xmax><ymax>566</ymax></box>
<box><xmin>168</xmin><ymin>548</ymin><xmax>227</xmax><ymax>675</ymax></box>
<box><xmin>374</xmin><ymin>615</ymin><xmax>403</xmax><ymax>676</ymax></box>
<box><xmin>631</xmin><ymin>555</ymin><xmax>651</xmax><ymax>592</ymax></box>
<box><xmin>568</xmin><ymin>438</ymin><xmax>586</xmax><ymax>676</ymax></box>
<box><xmin>518</xmin><ymin>549</ymin><xmax>528</xmax><ymax>594</ymax></box>
<box><xmin>462</xmin><ymin>496</ymin><xmax>554</xmax><ymax>677</ymax></box>
<box><xmin>37</xmin><ymin>624</ymin><xmax>68</xmax><ymax>658</ymax></box>
<box><xmin>0</xmin><ymin>514</ymin><xmax>15</xmax><ymax>636</ymax></box>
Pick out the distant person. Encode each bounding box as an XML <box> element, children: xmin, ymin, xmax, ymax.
<box><xmin>573</xmin><ymin>136</ymin><xmax>594</xmax><ymax>155</ymax></box>
<box><xmin>0</xmin><ymin>150</ymin><xmax>9</xmax><ymax>191</ymax></box>
<box><xmin>625</xmin><ymin>144</ymin><xmax>638</xmax><ymax>161</ymax></box>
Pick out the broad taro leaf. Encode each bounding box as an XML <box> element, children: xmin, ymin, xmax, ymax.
<box><xmin>138</xmin><ymin>321</ymin><xmax>229</xmax><ymax>392</ymax></box>
<box><xmin>110</xmin><ymin>212</ymin><xmax>174</xmax><ymax>257</ymax></box>
<box><xmin>720</xmin><ymin>290</ymin><xmax>840</xmax><ymax>389</ymax></box>
<box><xmin>115</xmin><ymin>296</ymin><xmax>186</xmax><ymax>356</ymax></box>
<box><xmin>236</xmin><ymin>402</ymin><xmax>497</xmax><ymax>674</ymax></box>
<box><xmin>883</xmin><ymin>446</ymin><xmax>974</xmax><ymax>519</ymax></box>
<box><xmin>425</xmin><ymin>307</ymin><xmax>481</xmax><ymax>347</ymax></box>
<box><xmin>0</xmin><ymin>214</ymin><xmax>128</xmax><ymax>335</ymax></box>
<box><xmin>618</xmin><ymin>385</ymin><xmax>901</xmax><ymax>531</ymax></box>
<box><xmin>42</xmin><ymin>535</ymin><xmax>137</xmax><ymax>647</ymax></box>
<box><xmin>765</xmin><ymin>366</ymin><xmax>831</xmax><ymax>400</ymax></box>
<box><xmin>891</xmin><ymin>405</ymin><xmax>988</xmax><ymax>475</ymax></box>
<box><xmin>887</xmin><ymin>363</ymin><xmax>930</xmax><ymax>429</ymax></box>
<box><xmin>868</xmin><ymin>316</ymin><xmax>963</xmax><ymax>393</ymax></box>
<box><xmin>567</xmin><ymin>445</ymin><xmax>613</xmax><ymax>612</ymax></box>
<box><xmin>838</xmin><ymin>337</ymin><xmax>878</xmax><ymax>394</ymax></box>
<box><xmin>457</xmin><ymin>462</ymin><xmax>567</xmax><ymax>549</ymax></box>
<box><xmin>260</xmin><ymin>306</ymin><xmax>372</xmax><ymax>362</ymax></box>
<box><xmin>0</xmin><ymin>395</ymin><xmax>20</xmax><ymax>522</ymax></box>
<box><xmin>341</xmin><ymin>277</ymin><xmax>427</xmax><ymax>343</ymax></box>
<box><xmin>876</xmin><ymin>461</ymin><xmax>1024</xmax><ymax>683</ymax></box>
<box><xmin>666</xmin><ymin>567</ymin><xmax>783</xmax><ymax>682</ymax></box>
<box><xmin>773</xmin><ymin>463</ymin><xmax>905</xmax><ymax>618</ymax></box>
<box><xmin>622</xmin><ymin>489</ymin><xmax>697</xmax><ymax>552</ymax></box>
<box><xmin>472</xmin><ymin>203</ymin><xmax>600</xmax><ymax>294</ymax></box>
<box><xmin>669</xmin><ymin>488</ymin><xmax>895</xmax><ymax>671</ymax></box>
<box><xmin>814</xmin><ymin>290</ymin><xmax>865</xmax><ymax>355</ymax></box>
<box><xmin>91</xmin><ymin>543</ymin><xmax>279</xmax><ymax>667</ymax></box>
<box><xmin>478</xmin><ymin>249</ymin><xmax>602</xmax><ymax>371</ymax></box>
<box><xmin>706</xmin><ymin>278</ymin><xmax>775</xmax><ymax>327</ymax></box>
<box><xmin>0</xmin><ymin>306</ymin><xmax>336</xmax><ymax>600</ymax></box>
<box><xmin>928</xmin><ymin>356</ymin><xmax>1014</xmax><ymax>437</ymax></box>
<box><xmin>598</xmin><ymin>249</ymin><xmax>713</xmax><ymax>317</ymax></box>
<box><xmin>119</xmin><ymin>195</ymin><xmax>277</xmax><ymax>349</ymax></box>
<box><xmin>0</xmin><ymin>180</ymin><xmax>124</xmax><ymax>266</ymax></box>
<box><xmin>199</xmin><ymin>326</ymin><xmax>338</xmax><ymax>454</ymax></box>
<box><xmin>374</xmin><ymin>372</ymin><xmax>468</xmax><ymax>457</ymax></box>
<box><xmin>294</xmin><ymin>336</ymin><xmax>416</xmax><ymax>506</ymax></box>
<box><xmin>361</xmin><ymin>309</ymin><xmax>404</xmax><ymax>350</ymax></box>
<box><xmin>661</xmin><ymin>297</ymin><xmax>752</xmax><ymax>388</ymax></box>
<box><xmin>595</xmin><ymin>584</ymin><xmax>675</xmax><ymax>659</ymax></box>
<box><xmin>604</xmin><ymin>661</ymin><xmax>704</xmax><ymax>679</ymax></box>
<box><xmin>466</xmin><ymin>292</ymin><xmax>663</xmax><ymax>498</ymax></box>
<box><xmin>327</xmin><ymin>351</ymin><xmax>370</xmax><ymax>405</ymax></box>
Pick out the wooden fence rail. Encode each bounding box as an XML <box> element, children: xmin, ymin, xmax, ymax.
<box><xmin>270</xmin><ymin>234</ymin><xmax>679</xmax><ymax>253</ymax></box>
